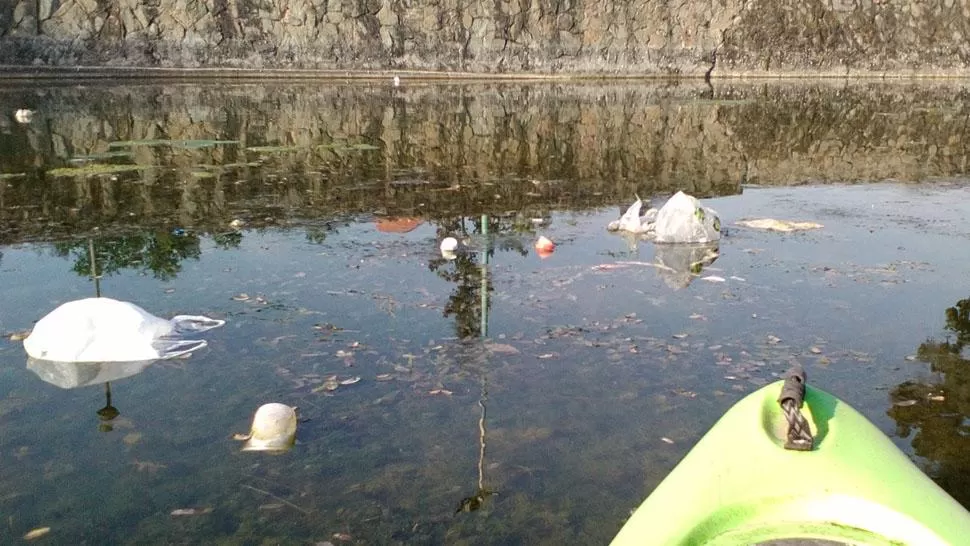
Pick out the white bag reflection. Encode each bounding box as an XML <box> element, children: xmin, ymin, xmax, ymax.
<box><xmin>654</xmin><ymin>243</ymin><xmax>720</xmax><ymax>289</ymax></box>
<box><xmin>26</xmin><ymin>356</ymin><xmax>156</xmax><ymax>389</ymax></box>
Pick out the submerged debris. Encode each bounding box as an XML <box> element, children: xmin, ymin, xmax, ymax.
<box><xmin>24</xmin><ymin>527</ymin><xmax>50</xmax><ymax>540</ymax></box>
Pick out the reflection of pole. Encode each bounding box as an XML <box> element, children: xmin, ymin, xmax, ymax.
<box><xmin>477</xmin><ymin>375</ymin><xmax>488</xmax><ymax>492</ymax></box>
<box><xmin>88</xmin><ymin>238</ymin><xmax>101</xmax><ymax>297</ymax></box>
<box><xmin>480</xmin><ymin>214</ymin><xmax>489</xmax><ymax>338</ymax></box>
<box><xmin>97</xmin><ymin>381</ymin><xmax>120</xmax><ymax>432</ymax></box>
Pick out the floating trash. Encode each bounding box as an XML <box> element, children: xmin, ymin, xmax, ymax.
<box><xmin>234</xmin><ymin>403</ymin><xmax>298</xmax><ymax>453</ymax></box>
<box><xmin>535</xmin><ymin>236</ymin><xmax>555</xmax><ymax>258</ymax></box>
<box><xmin>654</xmin><ymin>191</ymin><xmax>721</xmax><ymax>244</ymax></box>
<box><xmin>735</xmin><ymin>218</ymin><xmax>823</xmax><ymax>232</ymax></box>
<box><xmin>607</xmin><ymin>195</ymin><xmax>657</xmax><ymax>234</ymax></box>
<box><xmin>14</xmin><ymin>109</ymin><xmax>33</xmax><ymax>124</ymax></box>
<box><xmin>23</xmin><ymin>297</ymin><xmax>225</xmax><ymax>362</ymax></box>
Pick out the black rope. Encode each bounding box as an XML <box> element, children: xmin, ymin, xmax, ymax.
<box><xmin>778</xmin><ymin>365</ymin><xmax>814</xmax><ymax>451</ymax></box>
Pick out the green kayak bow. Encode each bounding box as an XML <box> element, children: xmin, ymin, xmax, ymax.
<box><xmin>612</xmin><ymin>368</ymin><xmax>970</xmax><ymax>545</ymax></box>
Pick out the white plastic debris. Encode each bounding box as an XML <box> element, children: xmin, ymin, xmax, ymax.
<box><xmin>23</xmin><ymin>297</ymin><xmax>225</xmax><ymax>362</ymax></box>
<box><xmin>14</xmin><ymin>109</ymin><xmax>33</xmax><ymax>124</ymax></box>
<box><xmin>234</xmin><ymin>403</ymin><xmax>298</xmax><ymax>452</ymax></box>
<box><xmin>607</xmin><ymin>196</ymin><xmax>658</xmax><ymax>234</ymax></box>
<box><xmin>735</xmin><ymin>218</ymin><xmax>823</xmax><ymax>232</ymax></box>
<box><xmin>653</xmin><ymin>191</ymin><xmax>721</xmax><ymax>244</ymax></box>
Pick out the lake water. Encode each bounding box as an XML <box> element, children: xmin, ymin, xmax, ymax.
<box><xmin>2</xmin><ymin>79</ymin><xmax>970</xmax><ymax>544</ymax></box>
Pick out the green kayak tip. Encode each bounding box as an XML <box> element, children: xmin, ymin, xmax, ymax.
<box><xmin>611</xmin><ymin>377</ymin><xmax>970</xmax><ymax>546</ymax></box>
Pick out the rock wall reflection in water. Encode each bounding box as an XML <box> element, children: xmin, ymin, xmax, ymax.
<box><xmin>2</xmin><ymin>82</ymin><xmax>970</xmax><ymax>243</ymax></box>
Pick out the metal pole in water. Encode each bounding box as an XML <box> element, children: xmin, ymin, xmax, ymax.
<box><xmin>88</xmin><ymin>238</ymin><xmax>101</xmax><ymax>297</ymax></box>
<box><xmin>480</xmin><ymin>215</ymin><xmax>489</xmax><ymax>338</ymax></box>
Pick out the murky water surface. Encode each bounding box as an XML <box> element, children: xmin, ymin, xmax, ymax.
<box><xmin>1</xmin><ymin>80</ymin><xmax>970</xmax><ymax>544</ymax></box>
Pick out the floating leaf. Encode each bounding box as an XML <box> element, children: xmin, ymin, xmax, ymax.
<box><xmin>24</xmin><ymin>527</ymin><xmax>51</xmax><ymax>540</ymax></box>
<box><xmin>485</xmin><ymin>343</ymin><xmax>519</xmax><ymax>355</ymax></box>
<box><xmin>171</xmin><ymin>507</ymin><xmax>213</xmax><ymax>516</ymax></box>
<box><xmin>312</xmin><ymin>378</ymin><xmax>341</xmax><ymax>393</ymax></box>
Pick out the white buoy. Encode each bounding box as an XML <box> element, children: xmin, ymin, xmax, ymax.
<box><xmin>234</xmin><ymin>403</ymin><xmax>298</xmax><ymax>452</ymax></box>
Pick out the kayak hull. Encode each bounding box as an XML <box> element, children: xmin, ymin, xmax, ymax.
<box><xmin>611</xmin><ymin>381</ymin><xmax>970</xmax><ymax>545</ymax></box>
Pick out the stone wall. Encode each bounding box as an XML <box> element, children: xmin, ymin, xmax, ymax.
<box><xmin>1</xmin><ymin>0</ymin><xmax>969</xmax><ymax>75</ymax></box>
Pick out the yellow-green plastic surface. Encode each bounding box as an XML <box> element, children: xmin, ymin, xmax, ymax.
<box><xmin>611</xmin><ymin>381</ymin><xmax>970</xmax><ymax>546</ymax></box>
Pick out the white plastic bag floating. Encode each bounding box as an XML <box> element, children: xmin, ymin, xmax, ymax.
<box><xmin>653</xmin><ymin>191</ymin><xmax>721</xmax><ymax>244</ymax></box>
<box><xmin>23</xmin><ymin>297</ymin><xmax>225</xmax><ymax>363</ymax></box>
<box><xmin>607</xmin><ymin>195</ymin><xmax>659</xmax><ymax>234</ymax></box>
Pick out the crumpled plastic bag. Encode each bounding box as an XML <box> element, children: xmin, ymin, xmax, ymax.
<box><xmin>23</xmin><ymin>297</ymin><xmax>225</xmax><ymax>363</ymax></box>
<box><xmin>607</xmin><ymin>196</ymin><xmax>658</xmax><ymax>234</ymax></box>
<box><xmin>653</xmin><ymin>191</ymin><xmax>721</xmax><ymax>244</ymax></box>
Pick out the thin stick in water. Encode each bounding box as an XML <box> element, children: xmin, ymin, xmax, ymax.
<box><xmin>240</xmin><ymin>483</ymin><xmax>311</xmax><ymax>515</ymax></box>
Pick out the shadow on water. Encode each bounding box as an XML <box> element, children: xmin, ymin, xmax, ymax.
<box><xmin>889</xmin><ymin>296</ymin><xmax>970</xmax><ymax>506</ymax></box>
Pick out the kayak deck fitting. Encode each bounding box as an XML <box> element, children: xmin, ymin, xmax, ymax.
<box><xmin>611</xmin><ymin>367</ymin><xmax>970</xmax><ymax>545</ymax></box>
